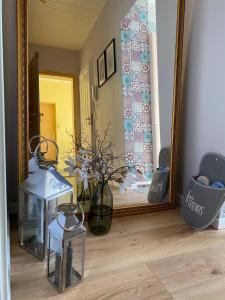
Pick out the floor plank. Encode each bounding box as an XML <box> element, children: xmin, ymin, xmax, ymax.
<box><xmin>118</xmin><ymin>209</ymin><xmax>183</xmax><ymax>233</ymax></box>
<box><xmin>148</xmin><ymin>244</ymin><xmax>225</xmax><ymax>300</ymax></box>
<box><xmin>64</xmin><ymin>264</ymin><xmax>172</xmax><ymax>300</ymax></box>
<box><xmin>11</xmin><ymin>209</ymin><xmax>225</xmax><ymax>299</ymax></box>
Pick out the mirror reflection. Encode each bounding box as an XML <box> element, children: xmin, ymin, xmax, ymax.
<box><xmin>28</xmin><ymin>0</ymin><xmax>179</xmax><ymax>209</ymax></box>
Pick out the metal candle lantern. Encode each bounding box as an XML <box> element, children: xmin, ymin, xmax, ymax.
<box><xmin>19</xmin><ymin>139</ymin><xmax>73</xmax><ymax>260</ymax></box>
<box><xmin>48</xmin><ymin>203</ymin><xmax>86</xmax><ymax>293</ymax></box>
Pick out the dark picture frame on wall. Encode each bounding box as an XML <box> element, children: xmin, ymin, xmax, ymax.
<box><xmin>106</xmin><ymin>38</ymin><xmax>116</xmax><ymax>80</ymax></box>
<box><xmin>97</xmin><ymin>52</ymin><xmax>106</xmax><ymax>87</ymax></box>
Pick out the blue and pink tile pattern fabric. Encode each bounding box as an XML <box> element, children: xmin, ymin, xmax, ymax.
<box><xmin>121</xmin><ymin>0</ymin><xmax>153</xmax><ymax>181</ymax></box>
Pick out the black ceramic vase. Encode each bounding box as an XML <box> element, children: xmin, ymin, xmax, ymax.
<box><xmin>88</xmin><ymin>180</ymin><xmax>113</xmax><ymax>236</ymax></box>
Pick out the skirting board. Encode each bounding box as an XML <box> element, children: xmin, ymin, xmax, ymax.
<box><xmin>212</xmin><ymin>218</ymin><xmax>225</xmax><ymax>230</ymax></box>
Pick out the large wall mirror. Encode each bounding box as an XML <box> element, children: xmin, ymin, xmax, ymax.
<box><xmin>17</xmin><ymin>0</ymin><xmax>185</xmax><ymax>216</ymax></box>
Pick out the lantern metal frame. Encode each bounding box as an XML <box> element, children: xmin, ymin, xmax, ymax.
<box><xmin>19</xmin><ymin>188</ymin><xmax>74</xmax><ymax>260</ymax></box>
<box><xmin>47</xmin><ymin>203</ymin><xmax>86</xmax><ymax>293</ymax></box>
<box><xmin>47</xmin><ymin>231</ymin><xmax>86</xmax><ymax>293</ymax></box>
<box><xmin>19</xmin><ymin>137</ymin><xmax>74</xmax><ymax>261</ymax></box>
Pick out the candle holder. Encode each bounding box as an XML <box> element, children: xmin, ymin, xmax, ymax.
<box><xmin>48</xmin><ymin>203</ymin><xmax>86</xmax><ymax>293</ymax></box>
<box><xmin>19</xmin><ymin>138</ymin><xmax>73</xmax><ymax>260</ymax></box>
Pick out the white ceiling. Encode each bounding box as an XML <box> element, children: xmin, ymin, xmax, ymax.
<box><xmin>28</xmin><ymin>0</ymin><xmax>107</xmax><ymax>51</ymax></box>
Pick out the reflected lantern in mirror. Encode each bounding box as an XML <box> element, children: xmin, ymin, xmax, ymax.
<box><xmin>47</xmin><ymin>203</ymin><xmax>86</xmax><ymax>293</ymax></box>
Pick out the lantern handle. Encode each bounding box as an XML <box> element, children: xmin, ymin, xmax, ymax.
<box><xmin>34</xmin><ymin>139</ymin><xmax>59</xmax><ymax>168</ymax></box>
<box><xmin>28</xmin><ymin>135</ymin><xmax>48</xmax><ymax>156</ymax></box>
<box><xmin>56</xmin><ymin>203</ymin><xmax>85</xmax><ymax>232</ymax></box>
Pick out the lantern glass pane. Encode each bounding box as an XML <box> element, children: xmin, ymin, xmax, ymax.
<box><xmin>48</xmin><ymin>235</ymin><xmax>63</xmax><ymax>290</ymax></box>
<box><xmin>21</xmin><ymin>192</ymin><xmax>44</xmax><ymax>258</ymax></box>
<box><xmin>47</xmin><ymin>192</ymin><xmax>73</xmax><ymax>224</ymax></box>
<box><xmin>65</xmin><ymin>233</ymin><xmax>85</xmax><ymax>287</ymax></box>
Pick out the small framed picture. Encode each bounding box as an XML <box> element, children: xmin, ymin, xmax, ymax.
<box><xmin>97</xmin><ymin>52</ymin><xmax>106</xmax><ymax>87</ymax></box>
<box><xmin>106</xmin><ymin>39</ymin><xmax>116</xmax><ymax>80</ymax></box>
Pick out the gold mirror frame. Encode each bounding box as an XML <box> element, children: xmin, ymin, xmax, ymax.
<box><xmin>16</xmin><ymin>0</ymin><xmax>185</xmax><ymax>217</ymax></box>
<box><xmin>17</xmin><ymin>0</ymin><xmax>29</xmax><ymax>184</ymax></box>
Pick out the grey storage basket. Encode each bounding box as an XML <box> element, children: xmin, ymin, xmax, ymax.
<box><xmin>158</xmin><ymin>147</ymin><xmax>170</xmax><ymax>168</ymax></box>
<box><xmin>148</xmin><ymin>147</ymin><xmax>170</xmax><ymax>204</ymax></box>
<box><xmin>181</xmin><ymin>153</ymin><xmax>225</xmax><ymax>230</ymax></box>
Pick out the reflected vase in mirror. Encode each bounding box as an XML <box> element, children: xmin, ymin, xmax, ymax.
<box><xmin>88</xmin><ymin>180</ymin><xmax>113</xmax><ymax>236</ymax></box>
<box><xmin>77</xmin><ymin>180</ymin><xmax>96</xmax><ymax>214</ymax></box>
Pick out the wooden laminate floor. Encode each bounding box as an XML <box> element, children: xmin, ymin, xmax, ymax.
<box><xmin>11</xmin><ymin>209</ymin><xmax>225</xmax><ymax>300</ymax></box>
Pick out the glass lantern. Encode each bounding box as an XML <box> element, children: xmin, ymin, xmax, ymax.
<box><xmin>48</xmin><ymin>203</ymin><xmax>86</xmax><ymax>293</ymax></box>
<box><xmin>19</xmin><ymin>138</ymin><xmax>74</xmax><ymax>260</ymax></box>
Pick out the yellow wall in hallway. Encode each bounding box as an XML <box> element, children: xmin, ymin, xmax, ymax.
<box><xmin>39</xmin><ymin>74</ymin><xmax>74</xmax><ymax>173</ymax></box>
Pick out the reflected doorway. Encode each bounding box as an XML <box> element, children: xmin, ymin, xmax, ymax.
<box><xmin>40</xmin><ymin>103</ymin><xmax>56</xmax><ymax>160</ymax></box>
<box><xmin>39</xmin><ymin>73</ymin><xmax>75</xmax><ymax>174</ymax></box>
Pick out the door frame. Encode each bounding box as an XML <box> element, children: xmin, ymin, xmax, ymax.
<box><xmin>79</xmin><ymin>64</ymin><xmax>95</xmax><ymax>147</ymax></box>
<box><xmin>39</xmin><ymin>71</ymin><xmax>79</xmax><ymax>140</ymax></box>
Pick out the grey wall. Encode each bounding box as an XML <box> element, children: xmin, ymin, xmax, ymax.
<box><xmin>29</xmin><ymin>44</ymin><xmax>80</xmax><ymax>76</ymax></box>
<box><xmin>81</xmin><ymin>0</ymin><xmax>178</xmax><ymax>157</ymax></box>
<box><xmin>3</xmin><ymin>0</ymin><xmax>18</xmax><ymax>213</ymax></box>
<box><xmin>80</xmin><ymin>0</ymin><xmax>136</xmax><ymax>157</ymax></box>
<box><xmin>178</xmin><ymin>0</ymin><xmax>225</xmax><ymax>196</ymax></box>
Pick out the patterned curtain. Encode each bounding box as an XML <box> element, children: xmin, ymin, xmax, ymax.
<box><xmin>121</xmin><ymin>0</ymin><xmax>154</xmax><ymax>181</ymax></box>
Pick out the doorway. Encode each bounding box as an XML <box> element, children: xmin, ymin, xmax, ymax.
<box><xmin>40</xmin><ymin>103</ymin><xmax>56</xmax><ymax>160</ymax></box>
<box><xmin>39</xmin><ymin>73</ymin><xmax>75</xmax><ymax>174</ymax></box>
<box><xmin>79</xmin><ymin>65</ymin><xmax>93</xmax><ymax>147</ymax></box>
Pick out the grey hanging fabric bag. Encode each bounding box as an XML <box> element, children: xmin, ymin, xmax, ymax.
<box><xmin>181</xmin><ymin>153</ymin><xmax>225</xmax><ymax>230</ymax></box>
<box><xmin>148</xmin><ymin>147</ymin><xmax>170</xmax><ymax>203</ymax></box>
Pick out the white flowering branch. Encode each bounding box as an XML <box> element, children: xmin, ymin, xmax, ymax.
<box><xmin>64</xmin><ymin>124</ymin><xmax>141</xmax><ymax>190</ymax></box>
